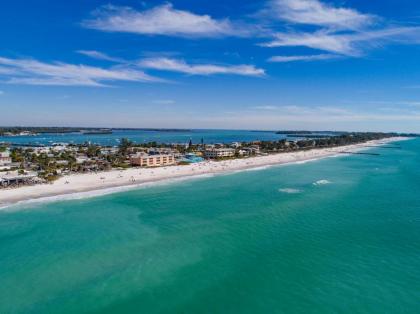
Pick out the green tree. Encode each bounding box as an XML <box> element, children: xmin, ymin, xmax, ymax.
<box><xmin>118</xmin><ymin>138</ymin><xmax>133</xmax><ymax>156</ymax></box>
<box><xmin>87</xmin><ymin>144</ymin><xmax>101</xmax><ymax>158</ymax></box>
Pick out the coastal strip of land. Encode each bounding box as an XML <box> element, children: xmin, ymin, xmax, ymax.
<box><xmin>0</xmin><ymin>137</ymin><xmax>407</xmax><ymax>207</ymax></box>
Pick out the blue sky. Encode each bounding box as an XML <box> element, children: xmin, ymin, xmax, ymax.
<box><xmin>1</xmin><ymin>0</ymin><xmax>420</xmax><ymax>131</ymax></box>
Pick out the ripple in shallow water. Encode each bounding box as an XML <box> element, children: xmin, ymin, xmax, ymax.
<box><xmin>278</xmin><ymin>188</ymin><xmax>302</xmax><ymax>194</ymax></box>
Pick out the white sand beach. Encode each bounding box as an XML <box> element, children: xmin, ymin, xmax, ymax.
<box><xmin>0</xmin><ymin>137</ymin><xmax>406</xmax><ymax>207</ymax></box>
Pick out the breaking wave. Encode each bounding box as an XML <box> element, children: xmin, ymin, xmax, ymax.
<box><xmin>279</xmin><ymin>188</ymin><xmax>302</xmax><ymax>194</ymax></box>
<box><xmin>313</xmin><ymin>179</ymin><xmax>332</xmax><ymax>186</ymax></box>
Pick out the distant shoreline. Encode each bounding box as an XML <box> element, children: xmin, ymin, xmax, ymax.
<box><xmin>0</xmin><ymin>137</ymin><xmax>409</xmax><ymax>208</ymax></box>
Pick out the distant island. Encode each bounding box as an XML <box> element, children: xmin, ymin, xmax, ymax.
<box><xmin>0</xmin><ymin>127</ymin><xmax>192</xmax><ymax>137</ymax></box>
<box><xmin>80</xmin><ymin>129</ymin><xmax>113</xmax><ymax>135</ymax></box>
<box><xmin>276</xmin><ymin>130</ymin><xmax>336</xmax><ymax>134</ymax></box>
<box><xmin>276</xmin><ymin>130</ymin><xmax>420</xmax><ymax>138</ymax></box>
<box><xmin>112</xmin><ymin>128</ymin><xmax>191</xmax><ymax>132</ymax></box>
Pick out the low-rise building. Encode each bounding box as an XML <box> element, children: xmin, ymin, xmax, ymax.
<box><xmin>0</xmin><ymin>171</ymin><xmax>38</xmax><ymax>187</ymax></box>
<box><xmin>100</xmin><ymin>147</ymin><xmax>119</xmax><ymax>155</ymax></box>
<box><xmin>50</xmin><ymin>144</ymin><xmax>68</xmax><ymax>152</ymax></box>
<box><xmin>249</xmin><ymin>145</ymin><xmax>260</xmax><ymax>153</ymax></box>
<box><xmin>76</xmin><ymin>155</ymin><xmax>89</xmax><ymax>164</ymax></box>
<box><xmin>204</xmin><ymin>148</ymin><xmax>235</xmax><ymax>159</ymax></box>
<box><xmin>130</xmin><ymin>153</ymin><xmax>175</xmax><ymax>167</ymax></box>
<box><xmin>237</xmin><ymin>149</ymin><xmax>249</xmax><ymax>156</ymax></box>
<box><xmin>0</xmin><ymin>151</ymin><xmax>12</xmax><ymax>166</ymax></box>
<box><xmin>148</xmin><ymin>148</ymin><xmax>176</xmax><ymax>155</ymax></box>
<box><xmin>241</xmin><ymin>145</ymin><xmax>260</xmax><ymax>155</ymax></box>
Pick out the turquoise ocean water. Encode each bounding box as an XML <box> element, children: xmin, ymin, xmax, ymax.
<box><xmin>0</xmin><ymin>139</ymin><xmax>419</xmax><ymax>313</ymax></box>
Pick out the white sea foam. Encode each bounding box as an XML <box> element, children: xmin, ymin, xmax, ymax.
<box><xmin>0</xmin><ymin>203</ymin><xmax>12</xmax><ymax>210</ymax></box>
<box><xmin>292</xmin><ymin>158</ymin><xmax>320</xmax><ymax>165</ymax></box>
<box><xmin>0</xmin><ymin>173</ymin><xmax>217</xmax><ymax>211</ymax></box>
<box><xmin>313</xmin><ymin>179</ymin><xmax>332</xmax><ymax>186</ymax></box>
<box><xmin>242</xmin><ymin>165</ymin><xmax>272</xmax><ymax>172</ymax></box>
<box><xmin>279</xmin><ymin>188</ymin><xmax>302</xmax><ymax>194</ymax></box>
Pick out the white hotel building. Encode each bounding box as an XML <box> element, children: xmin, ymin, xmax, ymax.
<box><xmin>204</xmin><ymin>148</ymin><xmax>235</xmax><ymax>159</ymax></box>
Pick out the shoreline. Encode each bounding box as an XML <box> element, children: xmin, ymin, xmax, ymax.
<box><xmin>0</xmin><ymin>137</ymin><xmax>409</xmax><ymax>208</ymax></box>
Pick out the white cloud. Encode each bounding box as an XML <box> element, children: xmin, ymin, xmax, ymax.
<box><xmin>153</xmin><ymin>99</ymin><xmax>175</xmax><ymax>104</ymax></box>
<box><xmin>77</xmin><ymin>50</ymin><xmax>124</xmax><ymax>63</ymax></box>
<box><xmin>76</xmin><ymin>51</ymin><xmax>264</xmax><ymax>78</ymax></box>
<box><xmin>253</xmin><ymin>105</ymin><xmax>279</xmax><ymax>110</ymax></box>
<box><xmin>361</xmin><ymin>100</ymin><xmax>420</xmax><ymax>107</ymax></box>
<box><xmin>0</xmin><ymin>66</ymin><xmax>18</xmax><ymax>75</ymax></box>
<box><xmin>138</xmin><ymin>57</ymin><xmax>265</xmax><ymax>77</ymax></box>
<box><xmin>211</xmin><ymin>105</ymin><xmax>420</xmax><ymax>129</ymax></box>
<box><xmin>317</xmin><ymin>106</ymin><xmax>351</xmax><ymax>115</ymax></box>
<box><xmin>265</xmin><ymin>0</ymin><xmax>374</xmax><ymax>30</ymax></box>
<box><xmin>80</xmin><ymin>1</ymin><xmax>420</xmax><ymax>63</ymax></box>
<box><xmin>0</xmin><ymin>56</ymin><xmax>161</xmax><ymax>87</ymax></box>
<box><xmin>263</xmin><ymin>30</ymin><xmax>357</xmax><ymax>55</ymax></box>
<box><xmin>402</xmin><ymin>101</ymin><xmax>420</xmax><ymax>107</ymax></box>
<box><xmin>251</xmin><ymin>105</ymin><xmax>352</xmax><ymax>116</ymax></box>
<box><xmin>259</xmin><ymin>1</ymin><xmax>420</xmax><ymax>58</ymax></box>
<box><xmin>268</xmin><ymin>54</ymin><xmax>338</xmax><ymax>62</ymax></box>
<box><xmin>262</xmin><ymin>27</ymin><xmax>420</xmax><ymax>56</ymax></box>
<box><xmin>82</xmin><ymin>3</ymin><xmax>244</xmax><ymax>38</ymax></box>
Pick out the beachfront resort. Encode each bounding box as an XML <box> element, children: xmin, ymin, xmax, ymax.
<box><xmin>0</xmin><ymin>130</ymin><xmax>409</xmax><ymax>189</ymax></box>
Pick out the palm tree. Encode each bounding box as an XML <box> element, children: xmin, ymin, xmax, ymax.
<box><xmin>118</xmin><ymin>138</ymin><xmax>133</xmax><ymax>156</ymax></box>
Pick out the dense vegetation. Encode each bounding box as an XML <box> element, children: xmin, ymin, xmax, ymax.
<box><xmin>260</xmin><ymin>132</ymin><xmax>398</xmax><ymax>151</ymax></box>
<box><xmin>0</xmin><ymin>127</ymin><xmax>83</xmax><ymax>135</ymax></box>
<box><xmin>0</xmin><ymin>127</ymin><xmax>192</xmax><ymax>136</ymax></box>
